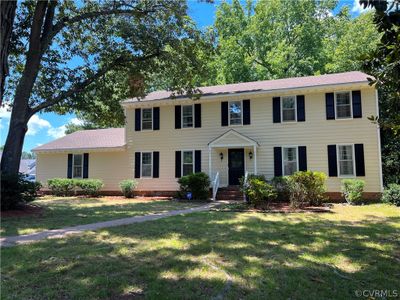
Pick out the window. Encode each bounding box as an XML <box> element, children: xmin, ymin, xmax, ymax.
<box><xmin>283</xmin><ymin>147</ymin><xmax>298</xmax><ymax>176</ymax></box>
<box><xmin>182</xmin><ymin>151</ymin><xmax>194</xmax><ymax>176</ymax></box>
<box><xmin>73</xmin><ymin>154</ymin><xmax>83</xmax><ymax>178</ymax></box>
<box><xmin>338</xmin><ymin>145</ymin><xmax>354</xmax><ymax>176</ymax></box>
<box><xmin>229</xmin><ymin>101</ymin><xmax>242</xmax><ymax>125</ymax></box>
<box><xmin>182</xmin><ymin>105</ymin><xmax>193</xmax><ymax>128</ymax></box>
<box><xmin>335</xmin><ymin>92</ymin><xmax>352</xmax><ymax>119</ymax></box>
<box><xmin>141</xmin><ymin>152</ymin><xmax>152</xmax><ymax>177</ymax></box>
<box><xmin>142</xmin><ymin>108</ymin><xmax>153</xmax><ymax>130</ymax></box>
<box><xmin>282</xmin><ymin>96</ymin><xmax>296</xmax><ymax>122</ymax></box>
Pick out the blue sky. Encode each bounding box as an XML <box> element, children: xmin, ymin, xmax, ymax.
<box><xmin>0</xmin><ymin>0</ymin><xmax>366</xmax><ymax>152</ymax></box>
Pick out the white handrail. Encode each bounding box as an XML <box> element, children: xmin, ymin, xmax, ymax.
<box><xmin>211</xmin><ymin>172</ymin><xmax>220</xmax><ymax>201</ymax></box>
<box><xmin>243</xmin><ymin>171</ymin><xmax>249</xmax><ymax>202</ymax></box>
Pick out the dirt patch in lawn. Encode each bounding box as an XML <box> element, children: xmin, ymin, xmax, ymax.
<box><xmin>212</xmin><ymin>202</ymin><xmax>332</xmax><ymax>213</ymax></box>
<box><xmin>1</xmin><ymin>204</ymin><xmax>44</xmax><ymax>218</ymax></box>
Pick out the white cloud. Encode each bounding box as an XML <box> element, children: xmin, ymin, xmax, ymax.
<box><xmin>70</xmin><ymin>117</ymin><xmax>84</xmax><ymax>126</ymax></box>
<box><xmin>352</xmin><ymin>0</ymin><xmax>371</xmax><ymax>14</ymax></box>
<box><xmin>47</xmin><ymin>125</ymin><xmax>66</xmax><ymax>139</ymax></box>
<box><xmin>26</xmin><ymin>115</ymin><xmax>51</xmax><ymax>136</ymax></box>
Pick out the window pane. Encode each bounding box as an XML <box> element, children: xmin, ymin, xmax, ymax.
<box><xmin>283</xmin><ymin>147</ymin><xmax>297</xmax><ymax>176</ymax></box>
<box><xmin>183</xmin><ymin>164</ymin><xmax>193</xmax><ymax>176</ymax></box>
<box><xmin>339</xmin><ymin>146</ymin><xmax>352</xmax><ymax>160</ymax></box>
<box><xmin>284</xmin><ymin>162</ymin><xmax>297</xmax><ymax>176</ymax></box>
<box><xmin>182</xmin><ymin>105</ymin><xmax>193</xmax><ymax>128</ymax></box>
<box><xmin>142</xmin><ymin>109</ymin><xmax>152</xmax><ymax>129</ymax></box>
<box><xmin>73</xmin><ymin>166</ymin><xmax>82</xmax><ymax>178</ymax></box>
<box><xmin>340</xmin><ymin>160</ymin><xmax>354</xmax><ymax>175</ymax></box>
<box><xmin>336</xmin><ymin>92</ymin><xmax>351</xmax><ymax>118</ymax></box>
<box><xmin>282</xmin><ymin>97</ymin><xmax>295</xmax><ymax>109</ymax></box>
<box><xmin>284</xmin><ymin>148</ymin><xmax>297</xmax><ymax>161</ymax></box>
<box><xmin>229</xmin><ymin>101</ymin><xmax>242</xmax><ymax>125</ymax></box>
<box><xmin>142</xmin><ymin>109</ymin><xmax>152</xmax><ymax>119</ymax></box>
<box><xmin>183</xmin><ymin>151</ymin><xmax>193</xmax><ymax>164</ymax></box>
<box><xmin>142</xmin><ymin>153</ymin><xmax>152</xmax><ymax>164</ymax></box>
<box><xmin>282</xmin><ymin>97</ymin><xmax>296</xmax><ymax>121</ymax></box>
<box><xmin>336</xmin><ymin>93</ymin><xmax>350</xmax><ymax>105</ymax></box>
<box><xmin>73</xmin><ymin>154</ymin><xmax>82</xmax><ymax>166</ymax></box>
<box><xmin>283</xmin><ymin>109</ymin><xmax>296</xmax><ymax>121</ymax></box>
<box><xmin>142</xmin><ymin>165</ymin><xmax>152</xmax><ymax>177</ymax></box>
<box><xmin>142</xmin><ymin>121</ymin><xmax>152</xmax><ymax>130</ymax></box>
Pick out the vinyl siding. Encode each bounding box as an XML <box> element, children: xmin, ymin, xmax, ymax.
<box><xmin>126</xmin><ymin>86</ymin><xmax>381</xmax><ymax>192</ymax></box>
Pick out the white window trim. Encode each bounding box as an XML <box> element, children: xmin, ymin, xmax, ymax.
<box><xmin>141</xmin><ymin>108</ymin><xmax>153</xmax><ymax>131</ymax></box>
<box><xmin>337</xmin><ymin>144</ymin><xmax>356</xmax><ymax>178</ymax></box>
<box><xmin>281</xmin><ymin>96</ymin><xmax>297</xmax><ymax>123</ymax></box>
<box><xmin>140</xmin><ymin>151</ymin><xmax>153</xmax><ymax>178</ymax></box>
<box><xmin>181</xmin><ymin>150</ymin><xmax>195</xmax><ymax>176</ymax></box>
<box><xmin>334</xmin><ymin>91</ymin><xmax>353</xmax><ymax>120</ymax></box>
<box><xmin>72</xmin><ymin>154</ymin><xmax>83</xmax><ymax>179</ymax></box>
<box><xmin>228</xmin><ymin>100</ymin><xmax>243</xmax><ymax>126</ymax></box>
<box><xmin>181</xmin><ymin>104</ymin><xmax>194</xmax><ymax>129</ymax></box>
<box><xmin>282</xmin><ymin>146</ymin><xmax>299</xmax><ymax>176</ymax></box>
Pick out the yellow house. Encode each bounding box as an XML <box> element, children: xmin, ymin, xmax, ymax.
<box><xmin>34</xmin><ymin>71</ymin><xmax>383</xmax><ymax>199</ymax></box>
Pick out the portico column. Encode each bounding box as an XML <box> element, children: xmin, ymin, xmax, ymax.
<box><xmin>208</xmin><ymin>146</ymin><xmax>212</xmax><ymax>179</ymax></box>
<box><xmin>254</xmin><ymin>145</ymin><xmax>257</xmax><ymax>174</ymax></box>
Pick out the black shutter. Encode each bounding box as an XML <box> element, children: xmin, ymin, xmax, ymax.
<box><xmin>135</xmin><ymin>108</ymin><xmax>141</xmax><ymax>131</ymax></box>
<box><xmin>221</xmin><ymin>102</ymin><xmax>228</xmax><ymax>126</ymax></box>
<box><xmin>194</xmin><ymin>103</ymin><xmax>201</xmax><ymax>128</ymax></box>
<box><xmin>327</xmin><ymin>145</ymin><xmax>338</xmax><ymax>177</ymax></box>
<box><xmin>274</xmin><ymin>147</ymin><xmax>282</xmax><ymax>176</ymax></box>
<box><xmin>273</xmin><ymin>97</ymin><xmax>281</xmax><ymax>123</ymax></box>
<box><xmin>195</xmin><ymin>150</ymin><xmax>201</xmax><ymax>173</ymax></box>
<box><xmin>243</xmin><ymin>99</ymin><xmax>251</xmax><ymax>125</ymax></box>
<box><xmin>298</xmin><ymin>146</ymin><xmax>307</xmax><ymax>171</ymax></box>
<box><xmin>67</xmin><ymin>154</ymin><xmax>73</xmax><ymax>178</ymax></box>
<box><xmin>153</xmin><ymin>107</ymin><xmax>160</xmax><ymax>130</ymax></box>
<box><xmin>297</xmin><ymin>95</ymin><xmax>305</xmax><ymax>122</ymax></box>
<box><xmin>175</xmin><ymin>151</ymin><xmax>181</xmax><ymax>178</ymax></box>
<box><xmin>153</xmin><ymin>151</ymin><xmax>159</xmax><ymax>178</ymax></box>
<box><xmin>326</xmin><ymin>93</ymin><xmax>335</xmax><ymax>120</ymax></box>
<box><xmin>354</xmin><ymin>144</ymin><xmax>365</xmax><ymax>176</ymax></box>
<box><xmin>352</xmin><ymin>90</ymin><xmax>362</xmax><ymax>118</ymax></box>
<box><xmin>175</xmin><ymin>105</ymin><xmax>181</xmax><ymax>129</ymax></box>
<box><xmin>134</xmin><ymin>152</ymin><xmax>141</xmax><ymax>178</ymax></box>
<box><xmin>83</xmin><ymin>153</ymin><xmax>89</xmax><ymax>178</ymax></box>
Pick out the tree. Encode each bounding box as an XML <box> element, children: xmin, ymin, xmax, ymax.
<box><xmin>1</xmin><ymin>0</ymin><xmax>211</xmax><ymax>176</ymax></box>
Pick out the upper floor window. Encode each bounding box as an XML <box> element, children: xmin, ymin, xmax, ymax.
<box><xmin>283</xmin><ymin>147</ymin><xmax>297</xmax><ymax>176</ymax></box>
<box><xmin>229</xmin><ymin>101</ymin><xmax>242</xmax><ymax>125</ymax></box>
<box><xmin>335</xmin><ymin>92</ymin><xmax>352</xmax><ymax>119</ymax></box>
<box><xmin>182</xmin><ymin>105</ymin><xmax>193</xmax><ymax>128</ymax></box>
<box><xmin>73</xmin><ymin>154</ymin><xmax>83</xmax><ymax>178</ymax></box>
<box><xmin>338</xmin><ymin>145</ymin><xmax>354</xmax><ymax>176</ymax></box>
<box><xmin>281</xmin><ymin>96</ymin><xmax>297</xmax><ymax>122</ymax></box>
<box><xmin>142</xmin><ymin>108</ymin><xmax>153</xmax><ymax>130</ymax></box>
<box><xmin>182</xmin><ymin>151</ymin><xmax>194</xmax><ymax>176</ymax></box>
<box><xmin>141</xmin><ymin>152</ymin><xmax>153</xmax><ymax>177</ymax></box>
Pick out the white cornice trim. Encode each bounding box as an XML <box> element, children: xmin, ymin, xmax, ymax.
<box><xmin>33</xmin><ymin>145</ymin><xmax>126</xmax><ymax>154</ymax></box>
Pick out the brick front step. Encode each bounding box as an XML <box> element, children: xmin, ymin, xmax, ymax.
<box><xmin>216</xmin><ymin>186</ymin><xmax>243</xmax><ymax>200</ymax></box>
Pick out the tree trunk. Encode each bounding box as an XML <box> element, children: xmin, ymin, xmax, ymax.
<box><xmin>0</xmin><ymin>0</ymin><xmax>17</xmax><ymax>104</ymax></box>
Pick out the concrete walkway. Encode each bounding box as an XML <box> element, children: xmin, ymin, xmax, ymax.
<box><xmin>1</xmin><ymin>202</ymin><xmax>220</xmax><ymax>248</ymax></box>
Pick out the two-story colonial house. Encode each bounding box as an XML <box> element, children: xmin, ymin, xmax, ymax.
<box><xmin>34</xmin><ymin>71</ymin><xmax>383</xmax><ymax>199</ymax></box>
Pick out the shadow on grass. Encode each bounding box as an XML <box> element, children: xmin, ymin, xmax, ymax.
<box><xmin>2</xmin><ymin>208</ymin><xmax>399</xmax><ymax>299</ymax></box>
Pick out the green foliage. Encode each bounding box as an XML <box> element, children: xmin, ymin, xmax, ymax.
<box><xmin>178</xmin><ymin>172</ymin><xmax>210</xmax><ymax>201</ymax></box>
<box><xmin>382</xmin><ymin>184</ymin><xmax>400</xmax><ymax>206</ymax></box>
<box><xmin>76</xmin><ymin>179</ymin><xmax>104</xmax><ymax>197</ymax></box>
<box><xmin>289</xmin><ymin>171</ymin><xmax>327</xmax><ymax>206</ymax></box>
<box><xmin>341</xmin><ymin>179</ymin><xmax>366</xmax><ymax>205</ymax></box>
<box><xmin>1</xmin><ymin>173</ymin><xmax>41</xmax><ymax>210</ymax></box>
<box><xmin>270</xmin><ymin>176</ymin><xmax>291</xmax><ymax>202</ymax></box>
<box><xmin>240</xmin><ymin>176</ymin><xmax>277</xmax><ymax>207</ymax></box>
<box><xmin>47</xmin><ymin>178</ymin><xmax>77</xmax><ymax>196</ymax></box>
<box><xmin>119</xmin><ymin>180</ymin><xmax>138</xmax><ymax>198</ymax></box>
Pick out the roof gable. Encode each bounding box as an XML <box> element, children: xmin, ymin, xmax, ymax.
<box><xmin>208</xmin><ymin>129</ymin><xmax>259</xmax><ymax>148</ymax></box>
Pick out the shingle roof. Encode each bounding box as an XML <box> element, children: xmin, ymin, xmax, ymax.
<box><xmin>123</xmin><ymin>71</ymin><xmax>371</xmax><ymax>103</ymax></box>
<box><xmin>32</xmin><ymin>128</ymin><xmax>125</xmax><ymax>152</ymax></box>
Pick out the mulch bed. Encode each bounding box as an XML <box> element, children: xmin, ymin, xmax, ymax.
<box><xmin>212</xmin><ymin>202</ymin><xmax>332</xmax><ymax>213</ymax></box>
<box><xmin>1</xmin><ymin>204</ymin><xmax>44</xmax><ymax>218</ymax></box>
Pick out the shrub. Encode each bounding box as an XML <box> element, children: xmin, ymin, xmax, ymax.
<box><xmin>178</xmin><ymin>172</ymin><xmax>210</xmax><ymax>201</ymax></box>
<box><xmin>1</xmin><ymin>173</ymin><xmax>42</xmax><ymax>210</ymax></box>
<box><xmin>290</xmin><ymin>171</ymin><xmax>327</xmax><ymax>206</ymax></box>
<box><xmin>287</xmin><ymin>181</ymin><xmax>308</xmax><ymax>208</ymax></box>
<box><xmin>76</xmin><ymin>179</ymin><xmax>103</xmax><ymax>196</ymax></box>
<box><xmin>341</xmin><ymin>179</ymin><xmax>365</xmax><ymax>205</ymax></box>
<box><xmin>47</xmin><ymin>178</ymin><xmax>76</xmax><ymax>196</ymax></box>
<box><xmin>241</xmin><ymin>176</ymin><xmax>277</xmax><ymax>207</ymax></box>
<box><xmin>270</xmin><ymin>176</ymin><xmax>291</xmax><ymax>202</ymax></box>
<box><xmin>119</xmin><ymin>180</ymin><xmax>138</xmax><ymax>198</ymax></box>
<box><xmin>382</xmin><ymin>184</ymin><xmax>400</xmax><ymax>206</ymax></box>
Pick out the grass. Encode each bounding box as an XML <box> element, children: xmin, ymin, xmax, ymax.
<box><xmin>0</xmin><ymin>196</ymin><xmax>201</xmax><ymax>236</ymax></box>
<box><xmin>1</xmin><ymin>204</ymin><xmax>399</xmax><ymax>299</ymax></box>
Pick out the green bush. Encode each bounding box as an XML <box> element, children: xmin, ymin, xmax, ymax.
<box><xmin>287</xmin><ymin>181</ymin><xmax>308</xmax><ymax>208</ymax></box>
<box><xmin>341</xmin><ymin>179</ymin><xmax>365</xmax><ymax>205</ymax></box>
<box><xmin>240</xmin><ymin>176</ymin><xmax>277</xmax><ymax>207</ymax></box>
<box><xmin>47</xmin><ymin>178</ymin><xmax>77</xmax><ymax>196</ymax></box>
<box><xmin>382</xmin><ymin>184</ymin><xmax>400</xmax><ymax>206</ymax></box>
<box><xmin>119</xmin><ymin>179</ymin><xmax>138</xmax><ymax>198</ymax></box>
<box><xmin>76</xmin><ymin>179</ymin><xmax>104</xmax><ymax>196</ymax></box>
<box><xmin>1</xmin><ymin>173</ymin><xmax>42</xmax><ymax>210</ymax></box>
<box><xmin>289</xmin><ymin>171</ymin><xmax>327</xmax><ymax>206</ymax></box>
<box><xmin>270</xmin><ymin>176</ymin><xmax>291</xmax><ymax>202</ymax></box>
<box><xmin>178</xmin><ymin>172</ymin><xmax>210</xmax><ymax>201</ymax></box>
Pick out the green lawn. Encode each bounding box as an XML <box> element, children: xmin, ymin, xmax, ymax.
<box><xmin>1</xmin><ymin>204</ymin><xmax>399</xmax><ymax>299</ymax></box>
<box><xmin>0</xmin><ymin>196</ymin><xmax>201</xmax><ymax>236</ymax></box>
